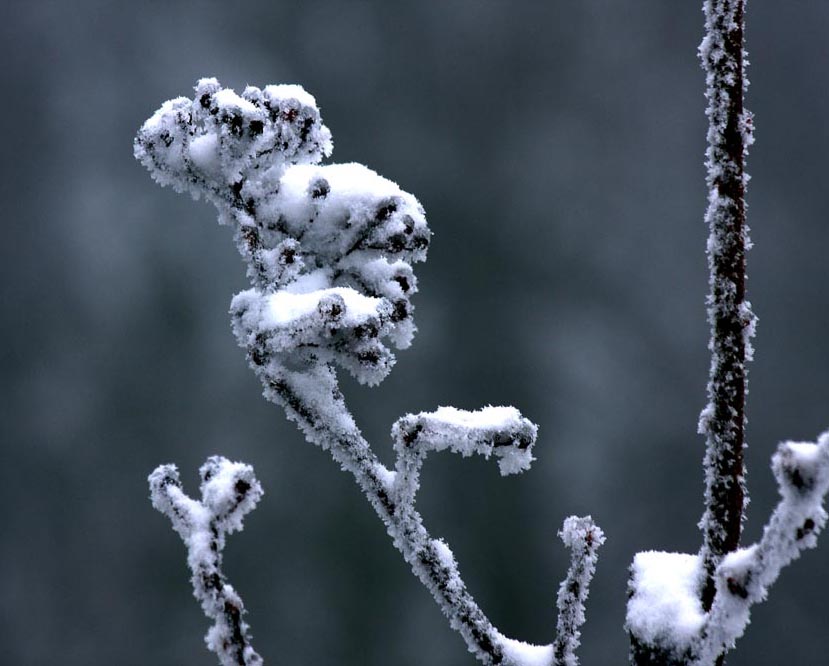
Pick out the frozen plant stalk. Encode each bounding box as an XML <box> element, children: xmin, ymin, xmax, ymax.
<box><xmin>148</xmin><ymin>457</ymin><xmax>264</xmax><ymax>666</ymax></box>
<box><xmin>695</xmin><ymin>434</ymin><xmax>829</xmax><ymax>663</ymax></box>
<box><xmin>136</xmin><ymin>79</ymin><xmax>603</xmax><ymax>666</ymax></box>
<box><xmin>697</xmin><ymin>0</ymin><xmax>755</xmax><ymax>609</ymax></box>
<box><xmin>626</xmin><ymin>2</ymin><xmax>829</xmax><ymax>665</ymax></box>
<box><xmin>552</xmin><ymin>517</ymin><xmax>605</xmax><ymax>666</ymax></box>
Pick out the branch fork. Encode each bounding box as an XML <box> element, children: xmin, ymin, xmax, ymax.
<box><xmin>627</xmin><ymin>4</ymin><xmax>829</xmax><ymax>664</ymax></box>
<box><xmin>149</xmin><ymin>457</ymin><xmax>264</xmax><ymax>666</ymax></box>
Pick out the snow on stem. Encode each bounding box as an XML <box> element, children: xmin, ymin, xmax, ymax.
<box><xmin>697</xmin><ymin>0</ymin><xmax>756</xmax><ymax>611</ymax></box>
<box><xmin>552</xmin><ymin>517</ymin><xmax>605</xmax><ymax>666</ymax></box>
<box><xmin>626</xmin><ymin>432</ymin><xmax>829</xmax><ymax>666</ymax></box>
<box><xmin>148</xmin><ymin>457</ymin><xmax>264</xmax><ymax>666</ymax></box>
<box><xmin>258</xmin><ymin>366</ymin><xmax>544</xmax><ymax>665</ymax></box>
<box><xmin>391</xmin><ymin>406</ymin><xmax>538</xmax><ymax>506</ymax></box>
<box><xmin>695</xmin><ymin>433</ymin><xmax>829</xmax><ymax>664</ymax></box>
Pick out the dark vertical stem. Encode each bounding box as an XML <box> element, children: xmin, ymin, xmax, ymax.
<box><xmin>553</xmin><ymin>517</ymin><xmax>604</xmax><ymax>666</ymax></box>
<box><xmin>698</xmin><ymin>0</ymin><xmax>752</xmax><ymax>616</ymax></box>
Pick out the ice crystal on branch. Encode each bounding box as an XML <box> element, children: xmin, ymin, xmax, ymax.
<box><xmin>553</xmin><ymin>516</ymin><xmax>605</xmax><ymax>666</ymax></box>
<box><xmin>625</xmin><ymin>3</ymin><xmax>829</xmax><ymax>664</ymax></box>
<box><xmin>149</xmin><ymin>457</ymin><xmax>264</xmax><ymax>666</ymax></box>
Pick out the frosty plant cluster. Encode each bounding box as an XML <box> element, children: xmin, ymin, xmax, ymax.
<box><xmin>136</xmin><ymin>78</ymin><xmax>604</xmax><ymax>666</ymax></box>
<box><xmin>137</xmin><ymin>3</ymin><xmax>828</xmax><ymax>663</ymax></box>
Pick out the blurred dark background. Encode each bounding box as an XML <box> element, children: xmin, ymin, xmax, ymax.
<box><xmin>3</xmin><ymin>1</ymin><xmax>828</xmax><ymax>664</ymax></box>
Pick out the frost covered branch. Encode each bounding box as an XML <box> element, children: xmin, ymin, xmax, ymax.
<box><xmin>552</xmin><ymin>517</ymin><xmax>605</xmax><ymax>666</ymax></box>
<box><xmin>696</xmin><ymin>433</ymin><xmax>829</xmax><ymax>663</ymax></box>
<box><xmin>627</xmin><ymin>432</ymin><xmax>829</xmax><ymax>665</ymax></box>
<box><xmin>148</xmin><ymin>457</ymin><xmax>264</xmax><ymax>666</ymax></box>
<box><xmin>391</xmin><ymin>406</ymin><xmax>537</xmax><ymax>506</ymax></box>
<box><xmin>260</xmin><ymin>370</ymin><xmax>546</xmax><ymax>664</ymax></box>
<box><xmin>626</xmin><ymin>2</ymin><xmax>828</xmax><ymax>664</ymax></box>
<box><xmin>136</xmin><ymin>79</ymin><xmax>604</xmax><ymax>666</ymax></box>
<box><xmin>627</xmin><ymin>4</ymin><xmax>755</xmax><ymax>660</ymax></box>
<box><xmin>697</xmin><ymin>0</ymin><xmax>755</xmax><ymax>608</ymax></box>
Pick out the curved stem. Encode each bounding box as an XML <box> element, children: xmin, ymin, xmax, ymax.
<box><xmin>266</xmin><ymin>370</ymin><xmax>529</xmax><ymax>665</ymax></box>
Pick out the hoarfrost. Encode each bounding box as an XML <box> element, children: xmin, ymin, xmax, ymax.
<box><xmin>148</xmin><ymin>457</ymin><xmax>264</xmax><ymax>666</ymax></box>
<box><xmin>628</xmin><ymin>432</ymin><xmax>829</xmax><ymax>666</ymax></box>
<box><xmin>695</xmin><ymin>432</ymin><xmax>829</xmax><ymax>664</ymax></box>
<box><xmin>135</xmin><ymin>66</ymin><xmax>829</xmax><ymax>666</ymax></box>
<box><xmin>392</xmin><ymin>405</ymin><xmax>538</xmax><ymax>481</ymax></box>
<box><xmin>553</xmin><ymin>516</ymin><xmax>605</xmax><ymax>666</ymax></box>
<box><xmin>697</xmin><ymin>0</ymin><xmax>757</xmax><ymax>628</ymax></box>
<box><xmin>138</xmin><ymin>79</ymin><xmax>601</xmax><ymax>666</ymax></box>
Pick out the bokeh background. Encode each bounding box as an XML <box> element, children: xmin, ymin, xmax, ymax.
<box><xmin>3</xmin><ymin>1</ymin><xmax>829</xmax><ymax>664</ymax></box>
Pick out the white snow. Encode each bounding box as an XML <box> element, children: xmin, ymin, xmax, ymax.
<box><xmin>498</xmin><ymin>636</ymin><xmax>554</xmax><ymax>666</ymax></box>
<box><xmin>264</xmin><ymin>287</ymin><xmax>381</xmax><ymax>327</ymax></box>
<box><xmin>189</xmin><ymin>133</ymin><xmax>220</xmax><ymax>173</ymax></box>
<box><xmin>283</xmin><ymin>268</ymin><xmax>330</xmax><ymax>294</ymax></box>
<box><xmin>432</xmin><ymin>538</ymin><xmax>456</xmax><ymax>570</ymax></box>
<box><xmin>430</xmin><ymin>405</ymin><xmax>524</xmax><ymax>430</ymax></box>
<box><xmin>627</xmin><ymin>551</ymin><xmax>706</xmax><ymax>651</ymax></box>
<box><xmin>784</xmin><ymin>441</ymin><xmax>823</xmax><ymax>466</ymax></box>
<box><xmin>262</xmin><ymin>83</ymin><xmax>318</xmax><ymax>109</ymax></box>
<box><xmin>391</xmin><ymin>406</ymin><xmax>538</xmax><ymax>478</ymax></box>
<box><xmin>213</xmin><ymin>87</ymin><xmax>259</xmax><ymax>115</ymax></box>
<box><xmin>373</xmin><ymin>462</ymin><xmax>396</xmax><ymax>491</ymax></box>
<box><xmin>281</xmin><ymin>161</ymin><xmax>402</xmax><ymax>200</ymax></box>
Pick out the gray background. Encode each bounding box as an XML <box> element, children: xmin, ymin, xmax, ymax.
<box><xmin>3</xmin><ymin>1</ymin><xmax>829</xmax><ymax>664</ymax></box>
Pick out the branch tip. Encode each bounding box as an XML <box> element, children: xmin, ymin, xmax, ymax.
<box><xmin>553</xmin><ymin>515</ymin><xmax>604</xmax><ymax>666</ymax></box>
<box><xmin>148</xmin><ymin>457</ymin><xmax>263</xmax><ymax>666</ymax></box>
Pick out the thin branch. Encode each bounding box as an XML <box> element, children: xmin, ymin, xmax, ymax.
<box><xmin>149</xmin><ymin>457</ymin><xmax>264</xmax><ymax>666</ymax></box>
<box><xmin>697</xmin><ymin>0</ymin><xmax>756</xmax><ymax>611</ymax></box>
<box><xmin>391</xmin><ymin>406</ymin><xmax>538</xmax><ymax>506</ymax></box>
<box><xmin>626</xmin><ymin>432</ymin><xmax>829</xmax><ymax>666</ymax></box>
<box><xmin>261</xmin><ymin>367</ymin><xmax>542</xmax><ymax>665</ymax></box>
<box><xmin>694</xmin><ymin>432</ymin><xmax>829</xmax><ymax>664</ymax></box>
<box><xmin>552</xmin><ymin>516</ymin><xmax>605</xmax><ymax>666</ymax></box>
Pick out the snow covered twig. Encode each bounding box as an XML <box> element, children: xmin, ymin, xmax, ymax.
<box><xmin>626</xmin><ymin>432</ymin><xmax>829</xmax><ymax>665</ymax></box>
<box><xmin>136</xmin><ymin>79</ymin><xmax>605</xmax><ymax>666</ymax></box>
<box><xmin>695</xmin><ymin>432</ymin><xmax>829</xmax><ymax>663</ymax></box>
<box><xmin>391</xmin><ymin>406</ymin><xmax>537</xmax><ymax>506</ymax></box>
<box><xmin>261</xmin><ymin>367</ymin><xmax>546</xmax><ymax>664</ymax></box>
<box><xmin>552</xmin><ymin>516</ymin><xmax>605</xmax><ymax>666</ymax></box>
<box><xmin>627</xmin><ymin>4</ymin><xmax>829</xmax><ymax>664</ymax></box>
<box><xmin>149</xmin><ymin>457</ymin><xmax>264</xmax><ymax>666</ymax></box>
<box><xmin>697</xmin><ymin>0</ymin><xmax>756</xmax><ymax>608</ymax></box>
